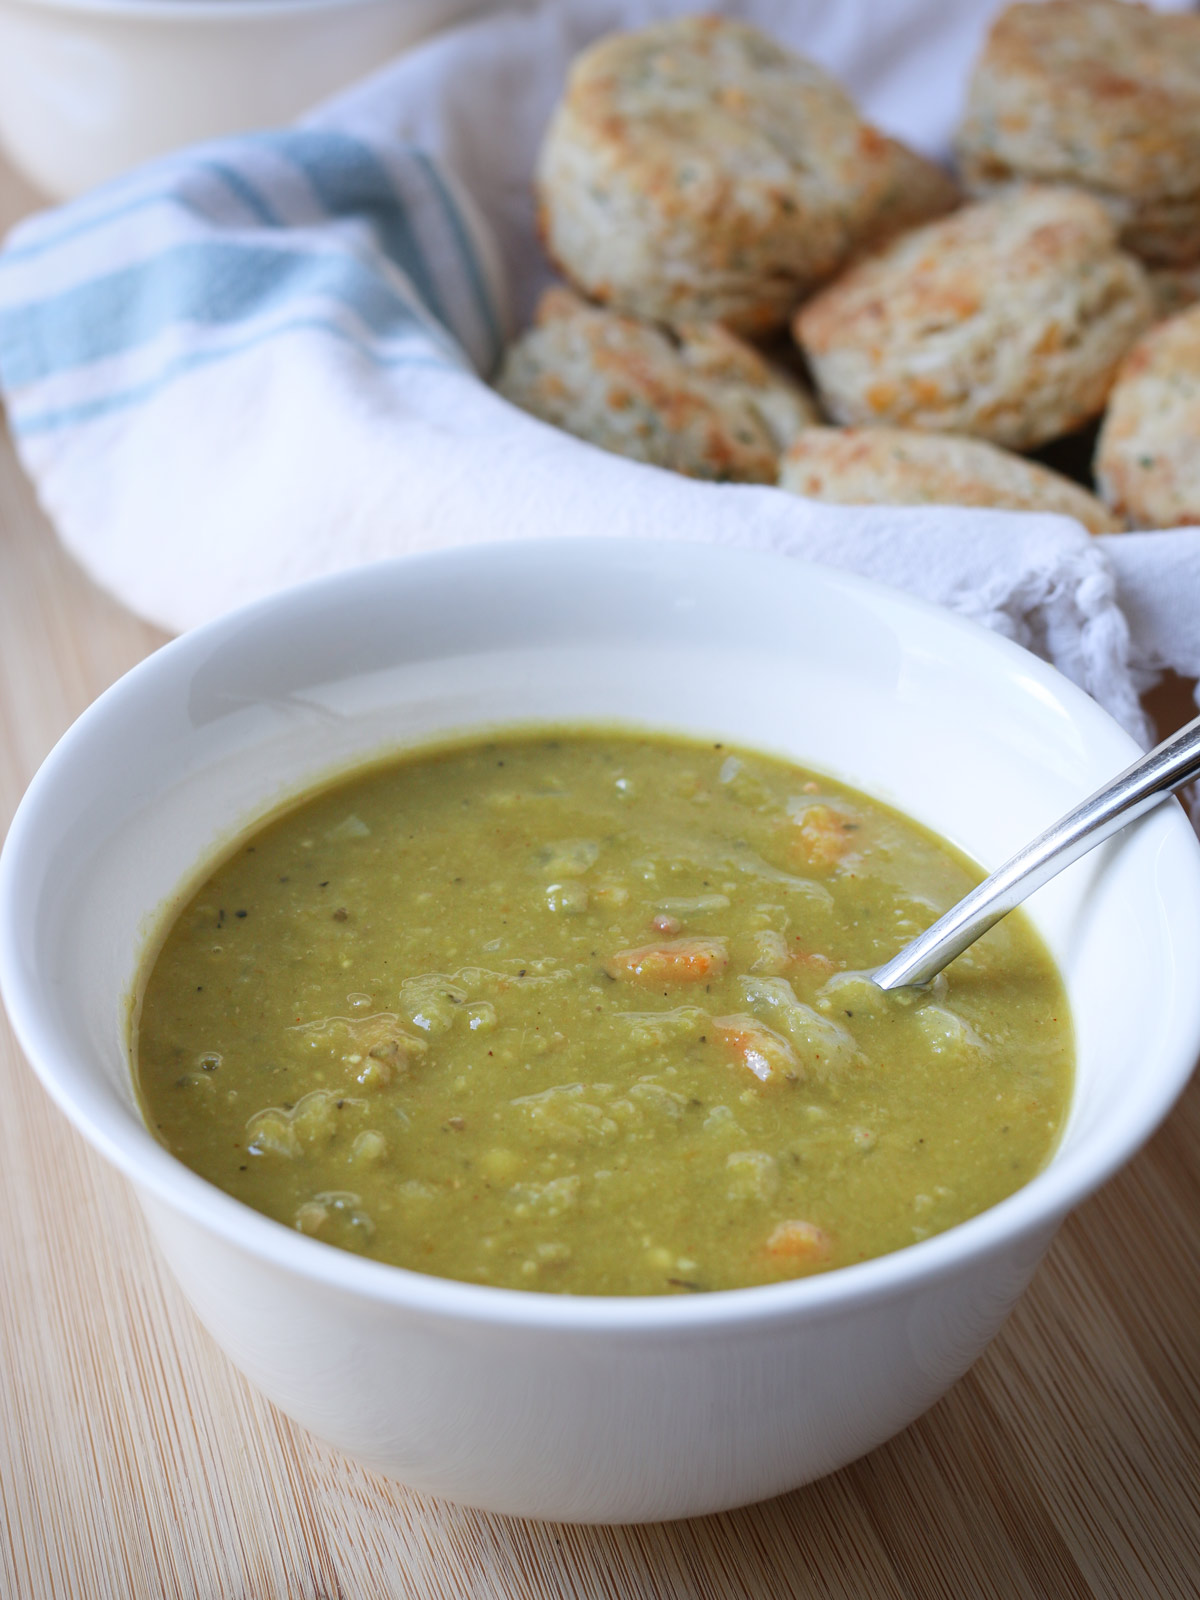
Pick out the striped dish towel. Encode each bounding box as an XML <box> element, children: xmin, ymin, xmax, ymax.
<box><xmin>0</xmin><ymin>127</ymin><xmax>505</xmax><ymax>434</ymax></box>
<box><xmin>0</xmin><ymin>0</ymin><xmax>1196</xmax><ymax>749</ymax></box>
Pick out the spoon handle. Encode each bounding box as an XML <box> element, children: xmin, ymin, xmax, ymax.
<box><xmin>873</xmin><ymin>711</ymin><xmax>1200</xmax><ymax>991</ymax></box>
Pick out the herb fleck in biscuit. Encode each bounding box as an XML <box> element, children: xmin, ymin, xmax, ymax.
<box><xmin>778</xmin><ymin>427</ymin><xmax>1120</xmax><ymax>534</ymax></box>
<box><xmin>1096</xmin><ymin>306</ymin><xmax>1200</xmax><ymax>528</ymax></box>
<box><xmin>495</xmin><ymin>287</ymin><xmax>817</xmax><ymax>483</ymax></box>
<box><xmin>535</xmin><ymin>15</ymin><xmax>895</xmax><ymax>334</ymax></box>
<box><xmin>957</xmin><ymin>0</ymin><xmax>1200</xmax><ymax>266</ymax></box>
<box><xmin>795</xmin><ymin>186</ymin><xmax>1153</xmax><ymax>451</ymax></box>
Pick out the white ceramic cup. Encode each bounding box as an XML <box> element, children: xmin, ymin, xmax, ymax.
<box><xmin>0</xmin><ymin>0</ymin><xmax>506</xmax><ymax>199</ymax></box>
<box><xmin>3</xmin><ymin>539</ymin><xmax>1199</xmax><ymax>1522</ymax></box>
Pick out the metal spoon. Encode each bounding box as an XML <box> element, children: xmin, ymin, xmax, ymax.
<box><xmin>873</xmin><ymin>711</ymin><xmax>1200</xmax><ymax>992</ymax></box>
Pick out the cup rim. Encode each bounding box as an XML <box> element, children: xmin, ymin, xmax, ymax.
<box><xmin>4</xmin><ymin>538</ymin><xmax>1199</xmax><ymax>1334</ymax></box>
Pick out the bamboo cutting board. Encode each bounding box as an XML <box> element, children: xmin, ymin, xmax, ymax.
<box><xmin>2</xmin><ymin>154</ymin><xmax>1200</xmax><ymax>1600</ymax></box>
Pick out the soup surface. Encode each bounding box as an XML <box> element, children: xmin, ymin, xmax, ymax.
<box><xmin>135</xmin><ymin>730</ymin><xmax>1072</xmax><ymax>1295</ymax></box>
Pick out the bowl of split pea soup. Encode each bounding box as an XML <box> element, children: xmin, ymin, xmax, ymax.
<box><xmin>3</xmin><ymin>537</ymin><xmax>1199</xmax><ymax>1522</ymax></box>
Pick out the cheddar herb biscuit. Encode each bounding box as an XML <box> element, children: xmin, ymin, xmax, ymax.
<box><xmin>957</xmin><ymin>0</ymin><xmax>1200</xmax><ymax>266</ymax></box>
<box><xmin>1095</xmin><ymin>305</ymin><xmax>1200</xmax><ymax>528</ymax></box>
<box><xmin>795</xmin><ymin>186</ymin><xmax>1153</xmax><ymax>451</ymax></box>
<box><xmin>535</xmin><ymin>16</ymin><xmax>895</xmax><ymax>334</ymax></box>
<box><xmin>778</xmin><ymin>426</ymin><xmax>1120</xmax><ymax>534</ymax></box>
<box><xmin>495</xmin><ymin>287</ymin><xmax>817</xmax><ymax>483</ymax></box>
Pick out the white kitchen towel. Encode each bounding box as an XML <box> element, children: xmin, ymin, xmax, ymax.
<box><xmin>1</xmin><ymin>0</ymin><xmax>1198</xmax><ymax>749</ymax></box>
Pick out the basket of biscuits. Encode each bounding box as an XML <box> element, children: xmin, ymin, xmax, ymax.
<box><xmin>1</xmin><ymin>0</ymin><xmax>1197</xmax><ymax>720</ymax></box>
<box><xmin>497</xmin><ymin>2</ymin><xmax>1200</xmax><ymax>533</ymax></box>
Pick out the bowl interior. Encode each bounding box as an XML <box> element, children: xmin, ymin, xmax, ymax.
<box><xmin>4</xmin><ymin>539</ymin><xmax>1200</xmax><ymax>1306</ymax></box>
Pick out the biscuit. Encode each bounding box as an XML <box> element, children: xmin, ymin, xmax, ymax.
<box><xmin>494</xmin><ymin>287</ymin><xmax>818</xmax><ymax>482</ymax></box>
<box><xmin>535</xmin><ymin>16</ymin><xmax>895</xmax><ymax>334</ymax></box>
<box><xmin>794</xmin><ymin>186</ymin><xmax>1153</xmax><ymax>451</ymax></box>
<box><xmin>778</xmin><ymin>426</ymin><xmax>1121</xmax><ymax>534</ymax></box>
<box><xmin>957</xmin><ymin>0</ymin><xmax>1200</xmax><ymax>265</ymax></box>
<box><xmin>1095</xmin><ymin>305</ymin><xmax>1200</xmax><ymax>527</ymax></box>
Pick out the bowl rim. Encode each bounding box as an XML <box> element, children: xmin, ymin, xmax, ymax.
<box><xmin>4</xmin><ymin>537</ymin><xmax>1200</xmax><ymax>1335</ymax></box>
<box><xmin>1</xmin><ymin>0</ymin><xmax>428</xmax><ymax>26</ymax></box>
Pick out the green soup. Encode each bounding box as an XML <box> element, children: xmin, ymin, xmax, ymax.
<box><xmin>134</xmin><ymin>730</ymin><xmax>1072</xmax><ymax>1295</ymax></box>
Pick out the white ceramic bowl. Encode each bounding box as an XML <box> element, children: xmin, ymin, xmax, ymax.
<box><xmin>0</xmin><ymin>0</ymin><xmax>508</xmax><ymax>199</ymax></box>
<box><xmin>3</xmin><ymin>539</ymin><xmax>1200</xmax><ymax>1523</ymax></box>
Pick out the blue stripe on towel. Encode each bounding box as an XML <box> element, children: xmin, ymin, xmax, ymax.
<box><xmin>0</xmin><ymin>126</ymin><xmax>496</xmax><ymax>439</ymax></box>
<box><xmin>3</xmin><ymin>133</ymin><xmax>461</xmax><ymax>323</ymax></box>
<box><xmin>262</xmin><ymin>130</ymin><xmax>454</xmax><ymax>336</ymax></box>
<box><xmin>11</xmin><ymin>320</ymin><xmax>455</xmax><ymax>437</ymax></box>
<box><xmin>0</xmin><ymin>237</ymin><xmax>463</xmax><ymax>390</ymax></box>
<box><xmin>204</xmin><ymin>161</ymin><xmax>284</xmax><ymax>229</ymax></box>
<box><xmin>2</xmin><ymin>134</ymin><xmax>394</xmax><ymax>264</ymax></box>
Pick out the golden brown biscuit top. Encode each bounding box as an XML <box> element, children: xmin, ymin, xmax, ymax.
<box><xmin>1112</xmin><ymin>300</ymin><xmax>1200</xmax><ymax>384</ymax></box>
<box><xmin>797</xmin><ymin>186</ymin><xmax>1126</xmax><ymax>355</ymax></box>
<box><xmin>967</xmin><ymin>0</ymin><xmax>1200</xmax><ymax>195</ymax></box>
<box><xmin>498</xmin><ymin>287</ymin><xmax>816</xmax><ymax>481</ymax></box>
<box><xmin>1096</xmin><ymin>304</ymin><xmax>1200</xmax><ymax>526</ymax></box>
<box><xmin>555</xmin><ymin>16</ymin><xmax>891</xmax><ymax>221</ymax></box>
<box><xmin>779</xmin><ymin>426</ymin><xmax>1121</xmax><ymax>534</ymax></box>
<box><xmin>532</xmin><ymin>286</ymin><xmax>815</xmax><ymax>419</ymax></box>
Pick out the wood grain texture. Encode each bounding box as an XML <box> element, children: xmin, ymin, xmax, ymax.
<box><xmin>2</xmin><ymin>156</ymin><xmax>1199</xmax><ymax>1600</ymax></box>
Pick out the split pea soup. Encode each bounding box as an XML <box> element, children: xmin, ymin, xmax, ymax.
<box><xmin>134</xmin><ymin>729</ymin><xmax>1072</xmax><ymax>1296</ymax></box>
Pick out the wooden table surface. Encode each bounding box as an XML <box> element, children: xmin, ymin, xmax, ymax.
<box><xmin>3</xmin><ymin>157</ymin><xmax>1200</xmax><ymax>1600</ymax></box>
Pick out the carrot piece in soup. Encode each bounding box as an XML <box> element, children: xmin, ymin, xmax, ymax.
<box><xmin>766</xmin><ymin>1219</ymin><xmax>832</xmax><ymax>1262</ymax></box>
<box><xmin>787</xmin><ymin>804</ymin><xmax>857</xmax><ymax>871</ymax></box>
<box><xmin>713</xmin><ymin>1014</ymin><xmax>800</xmax><ymax>1084</ymax></box>
<box><xmin>606</xmin><ymin>937</ymin><xmax>728</xmax><ymax>986</ymax></box>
